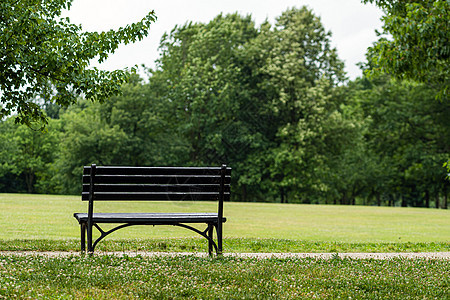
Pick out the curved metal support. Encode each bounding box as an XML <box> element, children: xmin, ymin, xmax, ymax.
<box><xmin>91</xmin><ymin>223</ymin><xmax>134</xmax><ymax>252</ymax></box>
<box><xmin>174</xmin><ymin>223</ymin><xmax>218</xmax><ymax>254</ymax></box>
<box><xmin>89</xmin><ymin>222</ymin><xmax>219</xmax><ymax>254</ymax></box>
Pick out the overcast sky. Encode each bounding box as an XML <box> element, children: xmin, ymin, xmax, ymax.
<box><xmin>65</xmin><ymin>0</ymin><xmax>383</xmax><ymax>80</ymax></box>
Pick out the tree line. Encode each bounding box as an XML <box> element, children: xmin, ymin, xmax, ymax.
<box><xmin>0</xmin><ymin>6</ymin><xmax>448</xmax><ymax>208</ymax></box>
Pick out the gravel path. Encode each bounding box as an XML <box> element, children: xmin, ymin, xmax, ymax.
<box><xmin>1</xmin><ymin>251</ymin><xmax>449</xmax><ymax>259</ymax></box>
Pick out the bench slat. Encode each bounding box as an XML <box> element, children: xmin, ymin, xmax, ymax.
<box><xmin>81</xmin><ymin>192</ymin><xmax>231</xmax><ymax>201</ymax></box>
<box><xmin>74</xmin><ymin>212</ymin><xmax>227</xmax><ymax>224</ymax></box>
<box><xmin>82</xmin><ymin>184</ymin><xmax>231</xmax><ymax>193</ymax></box>
<box><xmin>84</xmin><ymin>166</ymin><xmax>232</xmax><ymax>176</ymax></box>
<box><xmin>82</xmin><ymin>175</ymin><xmax>231</xmax><ymax>185</ymax></box>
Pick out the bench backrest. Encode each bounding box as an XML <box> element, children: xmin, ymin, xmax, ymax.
<box><xmin>82</xmin><ymin>164</ymin><xmax>231</xmax><ymax>202</ymax></box>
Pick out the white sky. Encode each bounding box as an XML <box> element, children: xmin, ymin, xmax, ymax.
<box><xmin>65</xmin><ymin>0</ymin><xmax>383</xmax><ymax>80</ymax></box>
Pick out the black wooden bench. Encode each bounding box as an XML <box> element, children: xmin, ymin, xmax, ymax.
<box><xmin>73</xmin><ymin>164</ymin><xmax>231</xmax><ymax>255</ymax></box>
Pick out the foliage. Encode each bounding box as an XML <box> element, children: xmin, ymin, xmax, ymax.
<box><xmin>0</xmin><ymin>6</ymin><xmax>448</xmax><ymax>206</ymax></box>
<box><xmin>349</xmin><ymin>75</ymin><xmax>450</xmax><ymax>207</ymax></box>
<box><xmin>362</xmin><ymin>0</ymin><xmax>449</xmax><ymax>99</ymax></box>
<box><xmin>0</xmin><ymin>119</ymin><xmax>59</xmax><ymax>193</ymax></box>
<box><xmin>254</xmin><ymin>7</ymin><xmax>346</xmax><ymax>201</ymax></box>
<box><xmin>1</xmin><ymin>255</ymin><xmax>449</xmax><ymax>299</ymax></box>
<box><xmin>0</xmin><ymin>0</ymin><xmax>156</xmax><ymax>126</ymax></box>
<box><xmin>53</xmin><ymin>77</ymin><xmax>190</xmax><ymax>194</ymax></box>
<box><xmin>156</xmin><ymin>13</ymin><xmax>261</xmax><ymax>168</ymax></box>
<box><xmin>155</xmin><ymin>8</ymin><xmax>348</xmax><ymax>202</ymax></box>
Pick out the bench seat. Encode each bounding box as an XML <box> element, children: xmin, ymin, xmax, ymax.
<box><xmin>74</xmin><ymin>213</ymin><xmax>227</xmax><ymax>224</ymax></box>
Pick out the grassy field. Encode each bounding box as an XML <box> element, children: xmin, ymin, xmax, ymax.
<box><xmin>1</xmin><ymin>193</ymin><xmax>449</xmax><ymax>299</ymax></box>
<box><xmin>1</xmin><ymin>255</ymin><xmax>448</xmax><ymax>299</ymax></box>
<box><xmin>1</xmin><ymin>193</ymin><xmax>449</xmax><ymax>244</ymax></box>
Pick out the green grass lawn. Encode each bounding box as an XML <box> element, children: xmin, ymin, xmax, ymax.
<box><xmin>1</xmin><ymin>255</ymin><xmax>448</xmax><ymax>299</ymax></box>
<box><xmin>1</xmin><ymin>193</ymin><xmax>449</xmax><ymax>299</ymax></box>
<box><xmin>1</xmin><ymin>193</ymin><xmax>449</xmax><ymax>243</ymax></box>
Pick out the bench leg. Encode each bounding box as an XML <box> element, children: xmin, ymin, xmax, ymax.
<box><xmin>207</xmin><ymin>224</ymin><xmax>214</xmax><ymax>256</ymax></box>
<box><xmin>80</xmin><ymin>222</ymin><xmax>86</xmax><ymax>252</ymax></box>
<box><xmin>216</xmin><ymin>223</ymin><xmax>223</xmax><ymax>255</ymax></box>
<box><xmin>87</xmin><ymin>221</ymin><xmax>93</xmax><ymax>253</ymax></box>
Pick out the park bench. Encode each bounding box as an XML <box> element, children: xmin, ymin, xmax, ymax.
<box><xmin>73</xmin><ymin>164</ymin><xmax>231</xmax><ymax>255</ymax></box>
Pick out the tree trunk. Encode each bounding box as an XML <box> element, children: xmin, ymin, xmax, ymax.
<box><xmin>25</xmin><ymin>171</ymin><xmax>34</xmax><ymax>194</ymax></box>
<box><xmin>401</xmin><ymin>196</ymin><xmax>407</xmax><ymax>207</ymax></box>
<box><xmin>435</xmin><ymin>191</ymin><xmax>440</xmax><ymax>209</ymax></box>
<box><xmin>351</xmin><ymin>187</ymin><xmax>356</xmax><ymax>205</ymax></box>
<box><xmin>443</xmin><ymin>185</ymin><xmax>448</xmax><ymax>209</ymax></box>
<box><xmin>242</xmin><ymin>184</ymin><xmax>247</xmax><ymax>202</ymax></box>
<box><xmin>411</xmin><ymin>185</ymin><xmax>419</xmax><ymax>207</ymax></box>
<box><xmin>425</xmin><ymin>190</ymin><xmax>430</xmax><ymax>208</ymax></box>
<box><xmin>376</xmin><ymin>193</ymin><xmax>381</xmax><ymax>206</ymax></box>
<box><xmin>280</xmin><ymin>188</ymin><xmax>288</xmax><ymax>203</ymax></box>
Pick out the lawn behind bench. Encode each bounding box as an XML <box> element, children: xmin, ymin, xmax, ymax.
<box><xmin>1</xmin><ymin>193</ymin><xmax>449</xmax><ymax>299</ymax></box>
<box><xmin>1</xmin><ymin>193</ymin><xmax>449</xmax><ymax>245</ymax></box>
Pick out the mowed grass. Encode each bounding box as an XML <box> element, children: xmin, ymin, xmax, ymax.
<box><xmin>1</xmin><ymin>255</ymin><xmax>449</xmax><ymax>299</ymax></box>
<box><xmin>0</xmin><ymin>193</ymin><xmax>449</xmax><ymax>252</ymax></box>
<box><xmin>1</xmin><ymin>193</ymin><xmax>449</xmax><ymax>242</ymax></box>
<box><xmin>1</xmin><ymin>193</ymin><xmax>449</xmax><ymax>299</ymax></box>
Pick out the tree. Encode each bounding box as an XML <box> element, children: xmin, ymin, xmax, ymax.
<box><xmin>363</xmin><ymin>0</ymin><xmax>449</xmax><ymax>185</ymax></box>
<box><xmin>96</xmin><ymin>75</ymin><xmax>190</xmax><ymax>167</ymax></box>
<box><xmin>252</xmin><ymin>7</ymin><xmax>346</xmax><ymax>202</ymax></box>
<box><xmin>362</xmin><ymin>0</ymin><xmax>449</xmax><ymax>99</ymax></box>
<box><xmin>53</xmin><ymin>100</ymin><xmax>130</xmax><ymax>194</ymax></box>
<box><xmin>0</xmin><ymin>118</ymin><xmax>60</xmax><ymax>193</ymax></box>
<box><xmin>0</xmin><ymin>0</ymin><xmax>156</xmax><ymax>126</ymax></box>
<box><xmin>53</xmin><ymin>76</ymin><xmax>190</xmax><ymax>194</ymax></box>
<box><xmin>155</xmin><ymin>13</ymin><xmax>264</xmax><ymax>201</ymax></box>
<box><xmin>351</xmin><ymin>75</ymin><xmax>450</xmax><ymax>207</ymax></box>
<box><xmin>154</xmin><ymin>8</ymin><xmax>351</xmax><ymax>202</ymax></box>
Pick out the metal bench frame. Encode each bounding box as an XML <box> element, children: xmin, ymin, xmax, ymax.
<box><xmin>74</xmin><ymin>164</ymin><xmax>231</xmax><ymax>255</ymax></box>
